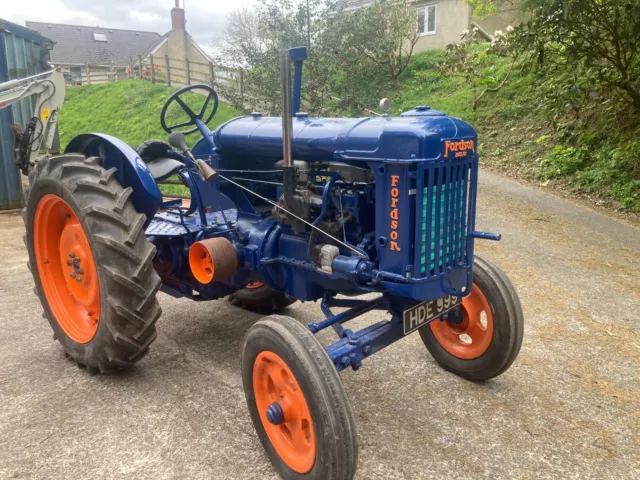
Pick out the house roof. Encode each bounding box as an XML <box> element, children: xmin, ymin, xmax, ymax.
<box><xmin>25</xmin><ymin>21</ymin><xmax>161</xmax><ymax>65</ymax></box>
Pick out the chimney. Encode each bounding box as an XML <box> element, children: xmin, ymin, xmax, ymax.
<box><xmin>171</xmin><ymin>0</ymin><xmax>186</xmax><ymax>30</ymax></box>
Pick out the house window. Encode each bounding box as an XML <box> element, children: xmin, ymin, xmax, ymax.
<box><xmin>417</xmin><ymin>4</ymin><xmax>437</xmax><ymax>36</ymax></box>
<box><xmin>93</xmin><ymin>32</ymin><xmax>108</xmax><ymax>42</ymax></box>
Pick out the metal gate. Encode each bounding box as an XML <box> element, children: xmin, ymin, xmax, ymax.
<box><xmin>0</xmin><ymin>19</ymin><xmax>51</xmax><ymax>209</ymax></box>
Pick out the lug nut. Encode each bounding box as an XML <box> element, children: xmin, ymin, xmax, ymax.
<box><xmin>69</xmin><ymin>252</ymin><xmax>75</xmax><ymax>258</ymax></box>
<box><xmin>78</xmin><ymin>269</ymin><xmax>84</xmax><ymax>275</ymax></box>
<box><xmin>66</xmin><ymin>260</ymin><xmax>73</xmax><ymax>266</ymax></box>
<box><xmin>70</xmin><ymin>272</ymin><xmax>76</xmax><ymax>278</ymax></box>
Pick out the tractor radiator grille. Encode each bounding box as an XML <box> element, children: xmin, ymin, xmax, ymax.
<box><xmin>416</xmin><ymin>157</ymin><xmax>478</xmax><ymax>277</ymax></box>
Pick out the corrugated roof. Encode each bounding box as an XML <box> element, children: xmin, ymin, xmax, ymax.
<box><xmin>25</xmin><ymin>21</ymin><xmax>161</xmax><ymax>65</ymax></box>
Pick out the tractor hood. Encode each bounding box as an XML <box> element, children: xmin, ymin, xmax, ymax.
<box><xmin>213</xmin><ymin>109</ymin><xmax>477</xmax><ymax>164</ymax></box>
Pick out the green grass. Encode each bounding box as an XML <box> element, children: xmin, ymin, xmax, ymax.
<box><xmin>59</xmin><ymin>80</ymin><xmax>240</xmax><ymax>150</ymax></box>
<box><xmin>390</xmin><ymin>49</ymin><xmax>640</xmax><ymax>212</ymax></box>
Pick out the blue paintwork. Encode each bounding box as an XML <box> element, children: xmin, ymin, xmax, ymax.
<box><xmin>65</xmin><ymin>133</ymin><xmax>162</xmax><ymax>225</ymax></box>
<box><xmin>289</xmin><ymin>46</ymin><xmax>308</xmax><ymax>115</ymax></box>
<box><xmin>213</xmin><ymin>114</ymin><xmax>475</xmax><ymax>164</ymax></box>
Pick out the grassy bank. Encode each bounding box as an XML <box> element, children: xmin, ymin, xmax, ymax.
<box><xmin>59</xmin><ymin>80</ymin><xmax>240</xmax><ymax>149</ymax></box>
<box><xmin>391</xmin><ymin>49</ymin><xmax>640</xmax><ymax>212</ymax></box>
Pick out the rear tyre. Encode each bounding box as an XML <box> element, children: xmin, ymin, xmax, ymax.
<box><xmin>23</xmin><ymin>154</ymin><xmax>162</xmax><ymax>372</ymax></box>
<box><xmin>229</xmin><ymin>282</ymin><xmax>296</xmax><ymax>313</ymax></box>
<box><xmin>242</xmin><ymin>315</ymin><xmax>358</xmax><ymax>480</ymax></box>
<box><xmin>419</xmin><ymin>256</ymin><xmax>524</xmax><ymax>381</ymax></box>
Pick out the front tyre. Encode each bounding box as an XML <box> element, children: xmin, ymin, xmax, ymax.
<box><xmin>419</xmin><ymin>256</ymin><xmax>524</xmax><ymax>381</ymax></box>
<box><xmin>242</xmin><ymin>315</ymin><xmax>358</xmax><ymax>480</ymax></box>
<box><xmin>23</xmin><ymin>154</ymin><xmax>162</xmax><ymax>372</ymax></box>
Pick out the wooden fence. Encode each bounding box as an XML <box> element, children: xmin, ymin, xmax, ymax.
<box><xmin>71</xmin><ymin>56</ymin><xmax>244</xmax><ymax>96</ymax></box>
<box><xmin>135</xmin><ymin>55</ymin><xmax>243</xmax><ymax>95</ymax></box>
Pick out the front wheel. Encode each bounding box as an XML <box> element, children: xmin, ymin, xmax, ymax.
<box><xmin>419</xmin><ymin>255</ymin><xmax>524</xmax><ymax>381</ymax></box>
<box><xmin>242</xmin><ymin>315</ymin><xmax>358</xmax><ymax>479</ymax></box>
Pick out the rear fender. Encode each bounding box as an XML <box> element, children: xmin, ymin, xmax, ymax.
<box><xmin>65</xmin><ymin>133</ymin><xmax>162</xmax><ymax>225</ymax></box>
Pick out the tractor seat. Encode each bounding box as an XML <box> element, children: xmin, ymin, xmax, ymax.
<box><xmin>136</xmin><ymin>140</ymin><xmax>185</xmax><ymax>182</ymax></box>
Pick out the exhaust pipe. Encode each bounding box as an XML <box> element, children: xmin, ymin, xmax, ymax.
<box><xmin>280</xmin><ymin>49</ymin><xmax>293</xmax><ymax>169</ymax></box>
<box><xmin>279</xmin><ymin>49</ymin><xmax>299</xmax><ymax>213</ymax></box>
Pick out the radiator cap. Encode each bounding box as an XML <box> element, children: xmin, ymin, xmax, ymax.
<box><xmin>400</xmin><ymin>105</ymin><xmax>446</xmax><ymax>117</ymax></box>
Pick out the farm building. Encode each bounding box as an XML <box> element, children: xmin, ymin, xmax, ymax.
<box><xmin>25</xmin><ymin>1</ymin><xmax>214</xmax><ymax>86</ymax></box>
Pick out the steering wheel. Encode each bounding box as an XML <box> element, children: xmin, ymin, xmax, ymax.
<box><xmin>160</xmin><ymin>84</ymin><xmax>219</xmax><ymax>135</ymax></box>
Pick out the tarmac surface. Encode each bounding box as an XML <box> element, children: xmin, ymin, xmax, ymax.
<box><xmin>0</xmin><ymin>170</ymin><xmax>638</xmax><ymax>479</ymax></box>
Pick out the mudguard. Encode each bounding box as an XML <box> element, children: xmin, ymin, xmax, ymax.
<box><xmin>65</xmin><ymin>133</ymin><xmax>163</xmax><ymax>226</ymax></box>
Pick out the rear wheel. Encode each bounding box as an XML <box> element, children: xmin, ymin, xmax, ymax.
<box><xmin>419</xmin><ymin>256</ymin><xmax>524</xmax><ymax>381</ymax></box>
<box><xmin>23</xmin><ymin>154</ymin><xmax>162</xmax><ymax>372</ymax></box>
<box><xmin>242</xmin><ymin>315</ymin><xmax>358</xmax><ymax>479</ymax></box>
<box><xmin>229</xmin><ymin>282</ymin><xmax>296</xmax><ymax>313</ymax></box>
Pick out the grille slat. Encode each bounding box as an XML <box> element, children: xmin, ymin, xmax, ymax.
<box><xmin>418</xmin><ymin>156</ymin><xmax>476</xmax><ymax>277</ymax></box>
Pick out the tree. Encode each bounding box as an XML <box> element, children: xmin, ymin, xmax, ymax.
<box><xmin>518</xmin><ymin>0</ymin><xmax>640</xmax><ymax>113</ymax></box>
<box><xmin>437</xmin><ymin>27</ymin><xmax>517</xmax><ymax>111</ymax></box>
<box><xmin>212</xmin><ymin>0</ymin><xmax>343</xmax><ymax>115</ymax></box>
<box><xmin>331</xmin><ymin>0</ymin><xmax>420</xmax><ymax>89</ymax></box>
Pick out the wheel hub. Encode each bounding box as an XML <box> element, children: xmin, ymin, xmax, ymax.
<box><xmin>58</xmin><ymin>223</ymin><xmax>97</xmax><ymax>308</ymax></box>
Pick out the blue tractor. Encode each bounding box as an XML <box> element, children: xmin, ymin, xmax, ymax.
<box><xmin>23</xmin><ymin>48</ymin><xmax>523</xmax><ymax>479</ymax></box>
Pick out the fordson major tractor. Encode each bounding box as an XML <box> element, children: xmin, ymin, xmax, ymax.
<box><xmin>19</xmin><ymin>48</ymin><xmax>523</xmax><ymax>479</ymax></box>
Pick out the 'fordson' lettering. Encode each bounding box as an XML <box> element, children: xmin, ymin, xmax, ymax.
<box><xmin>389</xmin><ymin>175</ymin><xmax>401</xmax><ymax>252</ymax></box>
<box><xmin>444</xmin><ymin>139</ymin><xmax>475</xmax><ymax>158</ymax></box>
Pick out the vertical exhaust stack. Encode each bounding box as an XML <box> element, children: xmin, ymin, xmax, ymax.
<box><xmin>280</xmin><ymin>49</ymin><xmax>297</xmax><ymax>209</ymax></box>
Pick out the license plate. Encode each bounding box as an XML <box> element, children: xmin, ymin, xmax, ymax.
<box><xmin>403</xmin><ymin>295</ymin><xmax>462</xmax><ymax>335</ymax></box>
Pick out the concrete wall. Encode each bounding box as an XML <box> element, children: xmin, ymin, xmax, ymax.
<box><xmin>413</xmin><ymin>0</ymin><xmax>471</xmax><ymax>53</ymax></box>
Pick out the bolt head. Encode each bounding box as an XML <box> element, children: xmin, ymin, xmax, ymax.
<box><xmin>70</xmin><ymin>272</ymin><xmax>76</xmax><ymax>278</ymax></box>
<box><xmin>66</xmin><ymin>260</ymin><xmax>73</xmax><ymax>266</ymax></box>
<box><xmin>68</xmin><ymin>252</ymin><xmax>75</xmax><ymax>258</ymax></box>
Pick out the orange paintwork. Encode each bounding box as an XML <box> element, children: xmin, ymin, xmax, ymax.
<box><xmin>253</xmin><ymin>351</ymin><xmax>316</xmax><ymax>474</ymax></box>
<box><xmin>34</xmin><ymin>195</ymin><xmax>100</xmax><ymax>343</ymax></box>
<box><xmin>189</xmin><ymin>241</ymin><xmax>215</xmax><ymax>284</ymax></box>
<box><xmin>430</xmin><ymin>283</ymin><xmax>494</xmax><ymax>359</ymax></box>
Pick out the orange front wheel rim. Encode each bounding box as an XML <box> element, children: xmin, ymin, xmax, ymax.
<box><xmin>246</xmin><ymin>281</ymin><xmax>264</xmax><ymax>290</ymax></box>
<box><xmin>253</xmin><ymin>351</ymin><xmax>316</xmax><ymax>474</ymax></box>
<box><xmin>430</xmin><ymin>284</ymin><xmax>493</xmax><ymax>360</ymax></box>
<box><xmin>34</xmin><ymin>194</ymin><xmax>101</xmax><ymax>344</ymax></box>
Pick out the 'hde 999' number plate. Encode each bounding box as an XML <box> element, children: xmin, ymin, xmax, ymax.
<box><xmin>403</xmin><ymin>295</ymin><xmax>461</xmax><ymax>335</ymax></box>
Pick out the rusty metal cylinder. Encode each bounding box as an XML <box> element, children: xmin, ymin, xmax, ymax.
<box><xmin>188</xmin><ymin>237</ymin><xmax>238</xmax><ymax>284</ymax></box>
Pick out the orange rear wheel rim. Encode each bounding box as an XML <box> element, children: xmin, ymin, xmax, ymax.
<box><xmin>246</xmin><ymin>281</ymin><xmax>264</xmax><ymax>289</ymax></box>
<box><xmin>429</xmin><ymin>284</ymin><xmax>493</xmax><ymax>360</ymax></box>
<box><xmin>253</xmin><ymin>351</ymin><xmax>316</xmax><ymax>474</ymax></box>
<box><xmin>34</xmin><ymin>194</ymin><xmax>100</xmax><ymax>344</ymax></box>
